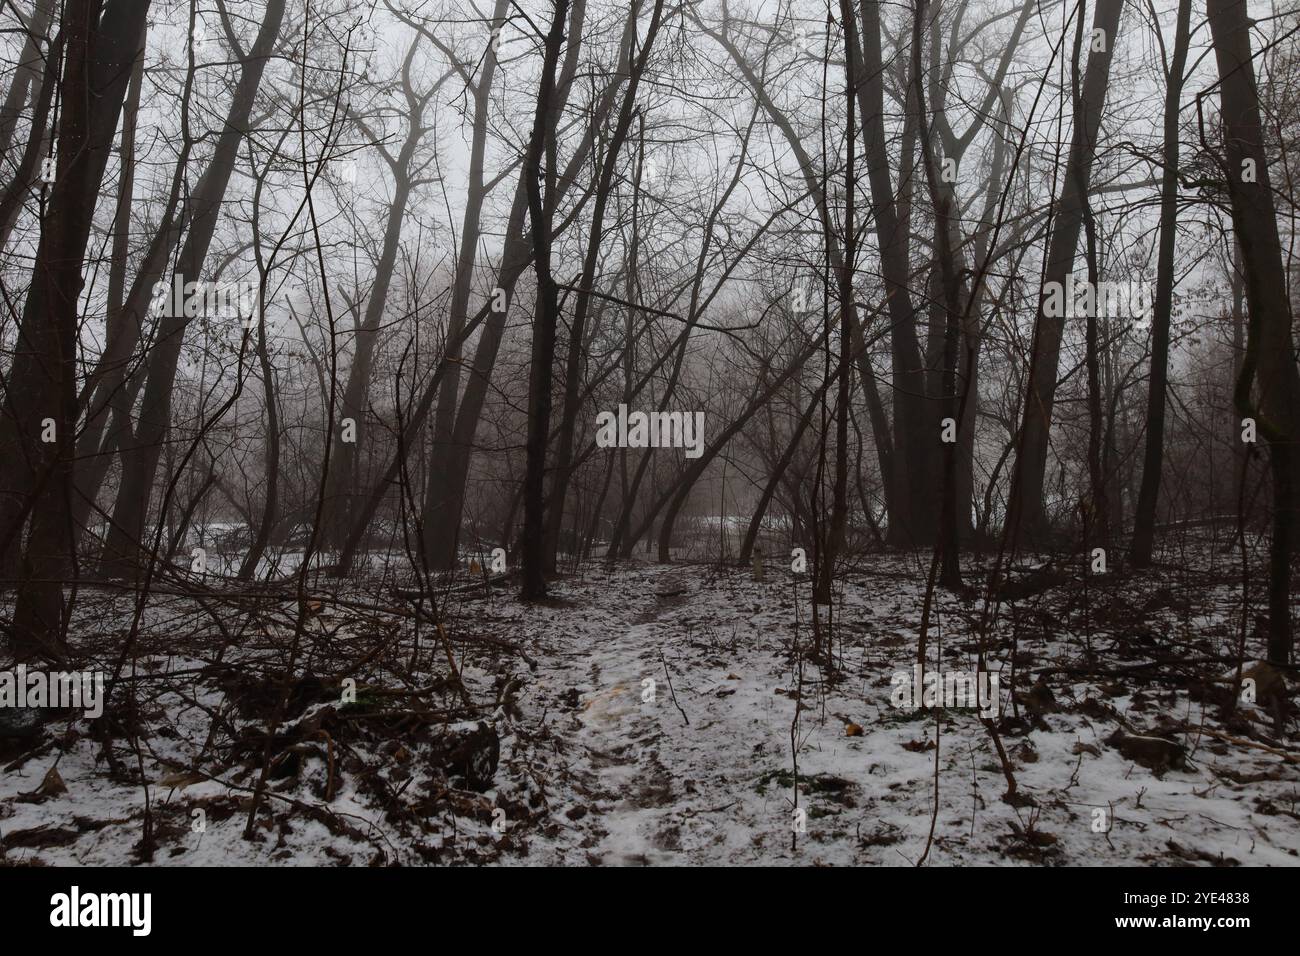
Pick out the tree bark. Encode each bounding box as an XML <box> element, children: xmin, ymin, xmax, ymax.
<box><xmin>4</xmin><ymin>0</ymin><xmax>151</xmax><ymax>659</ymax></box>
<box><xmin>1130</xmin><ymin>0</ymin><xmax>1192</xmax><ymax>566</ymax></box>
<box><xmin>520</xmin><ymin>0</ymin><xmax>571</xmax><ymax>600</ymax></box>
<box><xmin>1207</xmin><ymin>0</ymin><xmax>1300</xmax><ymax>666</ymax></box>
<box><xmin>420</xmin><ymin>0</ymin><xmax>509</xmax><ymax>569</ymax></box>
<box><xmin>1004</xmin><ymin>0</ymin><xmax>1123</xmax><ymax>547</ymax></box>
<box><xmin>849</xmin><ymin>0</ymin><xmax>933</xmax><ymax>546</ymax></box>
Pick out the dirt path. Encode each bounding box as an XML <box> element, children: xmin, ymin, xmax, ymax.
<box><xmin>520</xmin><ymin>566</ymin><xmax>820</xmax><ymax>864</ymax></box>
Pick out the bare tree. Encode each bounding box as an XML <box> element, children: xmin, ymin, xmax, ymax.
<box><xmin>2</xmin><ymin>0</ymin><xmax>152</xmax><ymax>658</ymax></box>
<box><xmin>520</xmin><ymin>0</ymin><xmax>571</xmax><ymax>599</ymax></box>
<box><xmin>1130</xmin><ymin>0</ymin><xmax>1193</xmax><ymax>566</ymax></box>
<box><xmin>1207</xmin><ymin>0</ymin><xmax>1300</xmax><ymax>665</ymax></box>
<box><xmin>1005</xmin><ymin>0</ymin><xmax>1124</xmax><ymax>547</ymax></box>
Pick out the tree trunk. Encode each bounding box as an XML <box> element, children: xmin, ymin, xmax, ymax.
<box><xmin>319</xmin><ymin>172</ymin><xmax>413</xmax><ymax>549</ymax></box>
<box><xmin>911</xmin><ymin>0</ymin><xmax>964</xmax><ymax>587</ymax></box>
<box><xmin>5</xmin><ymin>0</ymin><xmax>151</xmax><ymax>659</ymax></box>
<box><xmin>1005</xmin><ymin>0</ymin><xmax>1123</xmax><ymax>547</ymax></box>
<box><xmin>238</xmin><ymin>271</ymin><xmax>282</xmax><ymax>581</ymax></box>
<box><xmin>850</xmin><ymin>0</ymin><xmax>933</xmax><ymax>546</ymax></box>
<box><xmin>816</xmin><ymin>0</ymin><xmax>859</xmax><ymax>604</ymax></box>
<box><xmin>1207</xmin><ymin>0</ymin><xmax>1300</xmax><ymax>666</ymax></box>
<box><xmin>519</xmin><ymin>0</ymin><xmax>571</xmax><ymax>600</ymax></box>
<box><xmin>544</xmin><ymin>0</ymin><xmax>666</xmax><ymax>573</ymax></box>
<box><xmin>1130</xmin><ymin>0</ymin><xmax>1191</xmax><ymax>566</ymax></box>
<box><xmin>421</xmin><ymin>0</ymin><xmax>509</xmax><ymax>570</ymax></box>
<box><xmin>100</xmin><ymin>0</ymin><xmax>286</xmax><ymax>577</ymax></box>
<box><xmin>0</xmin><ymin>0</ymin><xmax>55</xmax><ymax>182</ymax></box>
<box><xmin>413</xmin><ymin>0</ymin><xmax>597</xmax><ymax>574</ymax></box>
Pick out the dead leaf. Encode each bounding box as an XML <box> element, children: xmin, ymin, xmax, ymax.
<box><xmin>159</xmin><ymin>769</ymin><xmax>207</xmax><ymax>790</ymax></box>
<box><xmin>17</xmin><ymin>765</ymin><xmax>67</xmax><ymax>803</ymax></box>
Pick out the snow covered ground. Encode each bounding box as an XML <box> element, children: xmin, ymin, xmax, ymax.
<box><xmin>2</xmin><ymin>549</ymin><xmax>1298</xmax><ymax>866</ymax></box>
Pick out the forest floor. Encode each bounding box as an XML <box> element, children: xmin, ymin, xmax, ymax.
<box><xmin>3</xmin><ymin>538</ymin><xmax>1299</xmax><ymax>866</ymax></box>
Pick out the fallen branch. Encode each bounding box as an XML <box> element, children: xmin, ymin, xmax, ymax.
<box><xmin>1192</xmin><ymin>727</ymin><xmax>1300</xmax><ymax>764</ymax></box>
